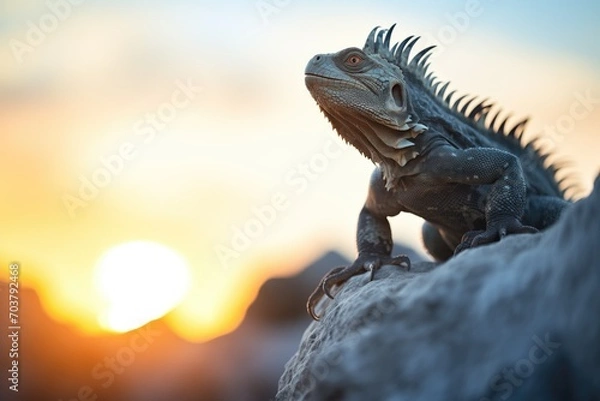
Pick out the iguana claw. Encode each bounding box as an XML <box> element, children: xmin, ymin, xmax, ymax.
<box><xmin>454</xmin><ymin>218</ymin><xmax>538</xmax><ymax>255</ymax></box>
<box><xmin>307</xmin><ymin>254</ymin><xmax>410</xmax><ymax>321</ymax></box>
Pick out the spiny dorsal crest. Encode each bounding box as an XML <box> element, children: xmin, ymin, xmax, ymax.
<box><xmin>363</xmin><ymin>24</ymin><xmax>579</xmax><ymax>199</ymax></box>
<box><xmin>362</xmin><ymin>25</ymin><xmax>535</xmax><ymax>137</ymax></box>
<box><xmin>363</xmin><ymin>24</ymin><xmax>435</xmax><ymax>78</ymax></box>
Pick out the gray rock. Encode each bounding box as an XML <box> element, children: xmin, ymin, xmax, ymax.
<box><xmin>276</xmin><ymin>176</ymin><xmax>600</xmax><ymax>401</ymax></box>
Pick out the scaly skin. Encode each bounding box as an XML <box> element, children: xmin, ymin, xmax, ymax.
<box><xmin>304</xmin><ymin>25</ymin><xmax>572</xmax><ymax>321</ymax></box>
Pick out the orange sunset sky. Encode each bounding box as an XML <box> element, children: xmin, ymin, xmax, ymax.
<box><xmin>0</xmin><ymin>0</ymin><xmax>599</xmax><ymax>342</ymax></box>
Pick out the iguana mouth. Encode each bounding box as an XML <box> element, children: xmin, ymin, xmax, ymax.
<box><xmin>305</xmin><ymin>73</ymin><xmax>366</xmax><ymax>92</ymax></box>
<box><xmin>304</xmin><ymin>72</ymin><xmax>342</xmax><ymax>81</ymax></box>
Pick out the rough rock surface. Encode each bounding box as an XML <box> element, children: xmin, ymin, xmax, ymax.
<box><xmin>276</xmin><ymin>177</ymin><xmax>600</xmax><ymax>401</ymax></box>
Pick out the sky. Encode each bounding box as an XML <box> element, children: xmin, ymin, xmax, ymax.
<box><xmin>0</xmin><ymin>0</ymin><xmax>598</xmax><ymax>341</ymax></box>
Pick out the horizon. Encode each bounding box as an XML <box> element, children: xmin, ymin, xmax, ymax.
<box><xmin>1</xmin><ymin>0</ymin><xmax>599</xmax><ymax>344</ymax></box>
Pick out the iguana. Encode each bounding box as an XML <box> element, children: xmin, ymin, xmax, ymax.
<box><xmin>304</xmin><ymin>25</ymin><xmax>573</xmax><ymax>320</ymax></box>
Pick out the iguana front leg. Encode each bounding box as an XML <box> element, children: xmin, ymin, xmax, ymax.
<box><xmin>423</xmin><ymin>146</ymin><xmax>538</xmax><ymax>254</ymax></box>
<box><xmin>307</xmin><ymin>205</ymin><xmax>410</xmax><ymax>321</ymax></box>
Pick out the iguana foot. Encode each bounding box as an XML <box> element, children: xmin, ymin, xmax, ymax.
<box><xmin>306</xmin><ymin>253</ymin><xmax>410</xmax><ymax>321</ymax></box>
<box><xmin>454</xmin><ymin>218</ymin><xmax>538</xmax><ymax>255</ymax></box>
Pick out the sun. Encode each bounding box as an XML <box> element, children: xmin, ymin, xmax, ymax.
<box><xmin>94</xmin><ymin>241</ymin><xmax>191</xmax><ymax>332</ymax></box>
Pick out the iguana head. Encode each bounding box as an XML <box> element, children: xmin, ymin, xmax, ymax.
<box><xmin>305</xmin><ymin>25</ymin><xmax>428</xmax><ymax>186</ymax></box>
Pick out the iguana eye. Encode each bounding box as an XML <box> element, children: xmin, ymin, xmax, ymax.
<box><xmin>345</xmin><ymin>54</ymin><xmax>364</xmax><ymax>66</ymax></box>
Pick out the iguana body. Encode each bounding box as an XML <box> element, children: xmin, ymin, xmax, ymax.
<box><xmin>305</xmin><ymin>25</ymin><xmax>572</xmax><ymax>320</ymax></box>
